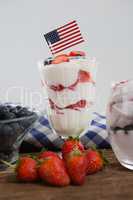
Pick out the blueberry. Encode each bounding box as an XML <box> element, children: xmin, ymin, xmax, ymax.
<box><xmin>0</xmin><ymin>112</ymin><xmax>8</xmax><ymax>120</ymax></box>
<box><xmin>44</xmin><ymin>57</ymin><xmax>53</xmax><ymax>65</ymax></box>
<box><xmin>0</xmin><ymin>114</ymin><xmax>5</xmax><ymax>120</ymax></box>
<box><xmin>10</xmin><ymin>107</ymin><xmax>18</xmax><ymax>114</ymax></box>
<box><xmin>6</xmin><ymin>105</ymin><xmax>12</xmax><ymax>110</ymax></box>
<box><xmin>0</xmin><ymin>112</ymin><xmax>15</xmax><ymax>120</ymax></box>
<box><xmin>25</xmin><ymin>110</ymin><xmax>33</xmax><ymax>116</ymax></box>
<box><xmin>8</xmin><ymin>113</ymin><xmax>16</xmax><ymax>119</ymax></box>
<box><xmin>16</xmin><ymin>105</ymin><xmax>22</xmax><ymax>111</ymax></box>
<box><xmin>0</xmin><ymin>105</ymin><xmax>11</xmax><ymax>120</ymax></box>
<box><xmin>17</xmin><ymin>107</ymin><xmax>33</xmax><ymax>118</ymax></box>
<box><xmin>17</xmin><ymin>108</ymin><xmax>27</xmax><ymax>117</ymax></box>
<box><xmin>0</xmin><ymin>106</ymin><xmax>9</xmax><ymax>114</ymax></box>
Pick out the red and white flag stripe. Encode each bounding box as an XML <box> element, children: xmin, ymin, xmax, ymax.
<box><xmin>50</xmin><ymin>21</ymin><xmax>84</xmax><ymax>54</ymax></box>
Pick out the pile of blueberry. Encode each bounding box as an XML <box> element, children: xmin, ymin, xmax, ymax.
<box><xmin>0</xmin><ymin>104</ymin><xmax>34</xmax><ymax>121</ymax></box>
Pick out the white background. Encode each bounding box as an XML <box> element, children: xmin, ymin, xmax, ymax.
<box><xmin>0</xmin><ymin>0</ymin><xmax>132</xmax><ymax>113</ymax></box>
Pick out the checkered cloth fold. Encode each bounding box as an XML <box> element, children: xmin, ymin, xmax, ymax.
<box><xmin>24</xmin><ymin>112</ymin><xmax>110</xmax><ymax>150</ymax></box>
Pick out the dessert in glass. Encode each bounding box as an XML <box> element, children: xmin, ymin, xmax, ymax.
<box><xmin>107</xmin><ymin>80</ymin><xmax>133</xmax><ymax>169</ymax></box>
<box><xmin>39</xmin><ymin>51</ymin><xmax>97</xmax><ymax>137</ymax></box>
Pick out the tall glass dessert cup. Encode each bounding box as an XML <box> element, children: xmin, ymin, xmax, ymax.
<box><xmin>39</xmin><ymin>52</ymin><xmax>97</xmax><ymax>138</ymax></box>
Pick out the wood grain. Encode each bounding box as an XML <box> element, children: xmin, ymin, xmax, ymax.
<box><xmin>0</xmin><ymin>150</ymin><xmax>133</xmax><ymax>200</ymax></box>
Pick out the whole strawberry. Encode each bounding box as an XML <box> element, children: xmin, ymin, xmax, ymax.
<box><xmin>37</xmin><ymin>150</ymin><xmax>60</xmax><ymax>160</ymax></box>
<box><xmin>16</xmin><ymin>156</ymin><xmax>38</xmax><ymax>182</ymax></box>
<box><xmin>38</xmin><ymin>156</ymin><xmax>70</xmax><ymax>187</ymax></box>
<box><xmin>65</xmin><ymin>149</ymin><xmax>87</xmax><ymax>185</ymax></box>
<box><xmin>62</xmin><ymin>137</ymin><xmax>84</xmax><ymax>160</ymax></box>
<box><xmin>86</xmin><ymin>149</ymin><xmax>104</xmax><ymax>175</ymax></box>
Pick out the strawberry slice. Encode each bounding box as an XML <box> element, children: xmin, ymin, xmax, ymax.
<box><xmin>52</xmin><ymin>54</ymin><xmax>69</xmax><ymax>64</ymax></box>
<box><xmin>78</xmin><ymin>70</ymin><xmax>91</xmax><ymax>83</ymax></box>
<box><xmin>69</xmin><ymin>51</ymin><xmax>86</xmax><ymax>57</ymax></box>
<box><xmin>65</xmin><ymin>100</ymin><xmax>87</xmax><ymax>110</ymax></box>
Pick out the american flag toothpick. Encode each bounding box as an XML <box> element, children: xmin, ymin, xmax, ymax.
<box><xmin>44</xmin><ymin>20</ymin><xmax>84</xmax><ymax>55</ymax></box>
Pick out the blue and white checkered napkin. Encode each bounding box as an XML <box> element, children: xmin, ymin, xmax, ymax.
<box><xmin>24</xmin><ymin>112</ymin><xmax>110</xmax><ymax>150</ymax></box>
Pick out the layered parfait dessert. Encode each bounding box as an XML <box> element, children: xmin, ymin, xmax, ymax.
<box><xmin>107</xmin><ymin>80</ymin><xmax>133</xmax><ymax>169</ymax></box>
<box><xmin>39</xmin><ymin>51</ymin><xmax>96</xmax><ymax>137</ymax></box>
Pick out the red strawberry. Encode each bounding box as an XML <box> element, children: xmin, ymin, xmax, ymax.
<box><xmin>52</xmin><ymin>54</ymin><xmax>69</xmax><ymax>64</ymax></box>
<box><xmin>37</xmin><ymin>150</ymin><xmax>60</xmax><ymax>160</ymax></box>
<box><xmin>16</xmin><ymin>156</ymin><xmax>38</xmax><ymax>182</ymax></box>
<box><xmin>62</xmin><ymin>137</ymin><xmax>84</xmax><ymax>160</ymax></box>
<box><xmin>38</xmin><ymin>156</ymin><xmax>70</xmax><ymax>187</ymax></box>
<box><xmin>65</xmin><ymin>149</ymin><xmax>87</xmax><ymax>185</ymax></box>
<box><xmin>69</xmin><ymin>51</ymin><xmax>86</xmax><ymax>57</ymax></box>
<box><xmin>85</xmin><ymin>149</ymin><xmax>104</xmax><ymax>175</ymax></box>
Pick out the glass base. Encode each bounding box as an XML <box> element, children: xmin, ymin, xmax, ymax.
<box><xmin>120</xmin><ymin>161</ymin><xmax>133</xmax><ymax>170</ymax></box>
<box><xmin>52</xmin><ymin>125</ymin><xmax>90</xmax><ymax>139</ymax></box>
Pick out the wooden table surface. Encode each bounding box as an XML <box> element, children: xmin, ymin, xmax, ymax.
<box><xmin>0</xmin><ymin>150</ymin><xmax>133</xmax><ymax>200</ymax></box>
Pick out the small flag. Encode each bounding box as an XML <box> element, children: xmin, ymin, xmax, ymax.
<box><xmin>44</xmin><ymin>20</ymin><xmax>84</xmax><ymax>55</ymax></box>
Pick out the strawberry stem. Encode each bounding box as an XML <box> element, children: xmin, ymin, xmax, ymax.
<box><xmin>25</xmin><ymin>153</ymin><xmax>37</xmax><ymax>160</ymax></box>
<box><xmin>89</xmin><ymin>146</ymin><xmax>110</xmax><ymax>166</ymax></box>
<box><xmin>68</xmin><ymin>136</ymin><xmax>79</xmax><ymax>141</ymax></box>
<box><xmin>40</xmin><ymin>147</ymin><xmax>47</xmax><ymax>153</ymax></box>
<box><xmin>99</xmin><ymin>149</ymin><xmax>110</xmax><ymax>166</ymax></box>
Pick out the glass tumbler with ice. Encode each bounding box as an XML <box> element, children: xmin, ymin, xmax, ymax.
<box><xmin>107</xmin><ymin>80</ymin><xmax>133</xmax><ymax>170</ymax></box>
